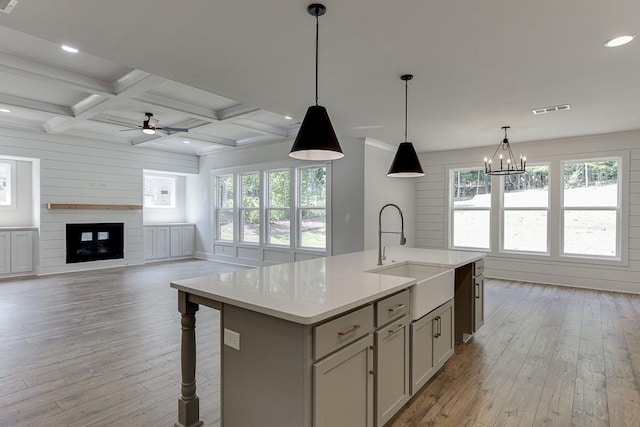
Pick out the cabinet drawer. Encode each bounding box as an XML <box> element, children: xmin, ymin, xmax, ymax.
<box><xmin>314</xmin><ymin>305</ymin><xmax>374</xmax><ymax>360</ymax></box>
<box><xmin>376</xmin><ymin>289</ymin><xmax>410</xmax><ymax>327</ymax></box>
<box><xmin>474</xmin><ymin>259</ymin><xmax>484</xmax><ymax>277</ymax></box>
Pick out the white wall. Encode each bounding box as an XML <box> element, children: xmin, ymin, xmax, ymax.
<box><xmin>188</xmin><ymin>137</ymin><xmax>365</xmax><ymax>262</ymax></box>
<box><xmin>0</xmin><ymin>127</ymin><xmax>198</xmax><ymax>274</ymax></box>
<box><xmin>364</xmin><ymin>139</ymin><xmax>416</xmax><ymax>250</ymax></box>
<box><xmin>415</xmin><ymin>130</ymin><xmax>640</xmax><ymax>294</ymax></box>
<box><xmin>0</xmin><ymin>158</ymin><xmax>33</xmax><ymax>226</ymax></box>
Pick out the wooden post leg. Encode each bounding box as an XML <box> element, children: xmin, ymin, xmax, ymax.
<box><xmin>175</xmin><ymin>291</ymin><xmax>204</xmax><ymax>427</ymax></box>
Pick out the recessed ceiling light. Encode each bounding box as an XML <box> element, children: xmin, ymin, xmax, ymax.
<box><xmin>182</xmin><ymin>140</ymin><xmax>191</xmax><ymax>144</ymax></box>
<box><xmin>0</xmin><ymin>108</ymin><xmax>10</xmax><ymax>113</ymax></box>
<box><xmin>604</xmin><ymin>35</ymin><xmax>635</xmax><ymax>47</ymax></box>
<box><xmin>284</xmin><ymin>116</ymin><xmax>292</xmax><ymax>120</ymax></box>
<box><xmin>61</xmin><ymin>45</ymin><xmax>79</xmax><ymax>53</ymax></box>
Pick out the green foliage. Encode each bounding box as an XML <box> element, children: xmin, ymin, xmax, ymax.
<box><xmin>453</xmin><ymin>168</ymin><xmax>491</xmax><ymax>200</ymax></box>
<box><xmin>268</xmin><ymin>170</ymin><xmax>290</xmax><ymax>207</ymax></box>
<box><xmin>563</xmin><ymin>160</ymin><xmax>617</xmax><ymax>188</ymax></box>
<box><xmin>300</xmin><ymin>167</ymin><xmax>326</xmax><ymax>207</ymax></box>
<box><xmin>504</xmin><ymin>165</ymin><xmax>549</xmax><ymax>192</ymax></box>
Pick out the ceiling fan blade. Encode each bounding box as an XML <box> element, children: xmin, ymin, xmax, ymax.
<box><xmin>157</xmin><ymin>127</ymin><xmax>189</xmax><ymax>133</ymax></box>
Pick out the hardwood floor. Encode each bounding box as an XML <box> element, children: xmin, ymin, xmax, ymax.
<box><xmin>1</xmin><ymin>261</ymin><xmax>639</xmax><ymax>426</ymax></box>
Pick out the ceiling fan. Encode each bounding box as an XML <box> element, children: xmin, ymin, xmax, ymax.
<box><xmin>120</xmin><ymin>113</ymin><xmax>189</xmax><ymax>135</ymax></box>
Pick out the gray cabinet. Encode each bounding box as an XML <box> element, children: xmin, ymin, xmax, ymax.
<box><xmin>313</xmin><ymin>335</ymin><xmax>374</xmax><ymax>427</ymax></box>
<box><xmin>375</xmin><ymin>314</ymin><xmax>409</xmax><ymax>426</ymax></box>
<box><xmin>474</xmin><ymin>260</ymin><xmax>485</xmax><ymax>331</ymax></box>
<box><xmin>0</xmin><ymin>230</ymin><xmax>33</xmax><ymax>275</ymax></box>
<box><xmin>410</xmin><ymin>298</ymin><xmax>454</xmax><ymax>394</ymax></box>
<box><xmin>145</xmin><ymin>224</ymin><xmax>194</xmax><ymax>260</ymax></box>
<box><xmin>0</xmin><ymin>232</ymin><xmax>10</xmax><ymax>274</ymax></box>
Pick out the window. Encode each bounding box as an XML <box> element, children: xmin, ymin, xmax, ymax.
<box><xmin>240</xmin><ymin>172</ymin><xmax>260</xmax><ymax>243</ymax></box>
<box><xmin>0</xmin><ymin>160</ymin><xmax>13</xmax><ymax>207</ymax></box>
<box><xmin>298</xmin><ymin>166</ymin><xmax>327</xmax><ymax>249</ymax></box>
<box><xmin>216</xmin><ymin>175</ymin><xmax>234</xmax><ymax>241</ymax></box>
<box><xmin>144</xmin><ymin>175</ymin><xmax>176</xmax><ymax>208</ymax></box>
<box><xmin>450</xmin><ymin>168</ymin><xmax>491</xmax><ymax>249</ymax></box>
<box><xmin>266</xmin><ymin>170</ymin><xmax>291</xmax><ymax>246</ymax></box>
<box><xmin>502</xmin><ymin>165</ymin><xmax>550</xmax><ymax>253</ymax></box>
<box><xmin>562</xmin><ymin>159</ymin><xmax>620</xmax><ymax>258</ymax></box>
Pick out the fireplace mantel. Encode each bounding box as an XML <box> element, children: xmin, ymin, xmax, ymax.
<box><xmin>47</xmin><ymin>203</ymin><xmax>142</xmax><ymax>210</ymax></box>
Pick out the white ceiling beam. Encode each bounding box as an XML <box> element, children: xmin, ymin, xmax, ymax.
<box><xmin>0</xmin><ymin>93</ymin><xmax>72</xmax><ymax>116</ymax></box>
<box><xmin>131</xmin><ymin>130</ymin><xmax>237</xmax><ymax>147</ymax></box>
<box><xmin>132</xmin><ymin>93</ymin><xmax>220</xmax><ymax>122</ymax></box>
<box><xmin>218</xmin><ymin>104</ymin><xmax>262</xmax><ymax>121</ymax></box>
<box><xmin>231</xmin><ymin>118</ymin><xmax>290</xmax><ymax>138</ymax></box>
<box><xmin>0</xmin><ymin>52</ymin><xmax>116</xmax><ymax>96</ymax></box>
<box><xmin>44</xmin><ymin>73</ymin><xmax>167</xmax><ymax>134</ymax></box>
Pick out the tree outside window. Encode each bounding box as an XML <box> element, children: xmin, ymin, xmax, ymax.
<box><xmin>298</xmin><ymin>166</ymin><xmax>326</xmax><ymax>249</ymax></box>
<box><xmin>451</xmin><ymin>168</ymin><xmax>491</xmax><ymax>250</ymax></box>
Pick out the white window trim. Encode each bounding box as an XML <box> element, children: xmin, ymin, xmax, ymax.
<box><xmin>448</xmin><ymin>166</ymin><xmax>492</xmax><ymax>251</ymax></box>
<box><xmin>500</xmin><ymin>162</ymin><xmax>551</xmax><ymax>255</ymax></box>
<box><xmin>211</xmin><ymin>160</ymin><xmax>332</xmax><ymax>264</ymax></box>
<box><xmin>446</xmin><ymin>151</ymin><xmax>629</xmax><ymax>267</ymax></box>
<box><xmin>0</xmin><ymin>159</ymin><xmax>16</xmax><ymax>209</ymax></box>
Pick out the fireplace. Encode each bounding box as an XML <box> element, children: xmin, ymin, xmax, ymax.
<box><xmin>66</xmin><ymin>223</ymin><xmax>124</xmax><ymax>263</ymax></box>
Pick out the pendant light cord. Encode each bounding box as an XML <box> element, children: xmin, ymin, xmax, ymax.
<box><xmin>404</xmin><ymin>78</ymin><xmax>408</xmax><ymax>142</ymax></box>
<box><xmin>315</xmin><ymin>13</ymin><xmax>319</xmax><ymax>106</ymax></box>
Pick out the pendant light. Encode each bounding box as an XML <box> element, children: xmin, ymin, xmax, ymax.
<box><xmin>289</xmin><ymin>4</ymin><xmax>343</xmax><ymax>161</ymax></box>
<box><xmin>387</xmin><ymin>74</ymin><xmax>425</xmax><ymax>177</ymax></box>
<box><xmin>484</xmin><ymin>126</ymin><xmax>526</xmax><ymax>175</ymax></box>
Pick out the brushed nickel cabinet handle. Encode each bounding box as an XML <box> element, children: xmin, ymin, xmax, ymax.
<box><xmin>438</xmin><ymin>316</ymin><xmax>442</xmax><ymax>337</ymax></box>
<box><xmin>388</xmin><ymin>303</ymin><xmax>405</xmax><ymax>313</ymax></box>
<box><xmin>338</xmin><ymin>324</ymin><xmax>361</xmax><ymax>336</ymax></box>
<box><xmin>476</xmin><ymin>282</ymin><xmax>480</xmax><ymax>299</ymax></box>
<box><xmin>433</xmin><ymin>317</ymin><xmax>438</xmax><ymax>338</ymax></box>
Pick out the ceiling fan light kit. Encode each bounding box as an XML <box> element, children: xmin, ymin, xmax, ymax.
<box><xmin>289</xmin><ymin>3</ymin><xmax>344</xmax><ymax>161</ymax></box>
<box><xmin>387</xmin><ymin>74</ymin><xmax>425</xmax><ymax>177</ymax></box>
<box><xmin>123</xmin><ymin>112</ymin><xmax>189</xmax><ymax>136</ymax></box>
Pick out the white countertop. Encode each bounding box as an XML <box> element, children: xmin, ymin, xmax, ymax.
<box><xmin>170</xmin><ymin>247</ymin><xmax>484</xmax><ymax>325</ymax></box>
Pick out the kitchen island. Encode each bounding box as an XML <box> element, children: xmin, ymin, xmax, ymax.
<box><xmin>171</xmin><ymin>247</ymin><xmax>484</xmax><ymax>427</ymax></box>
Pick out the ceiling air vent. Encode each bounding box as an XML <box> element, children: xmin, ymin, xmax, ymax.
<box><xmin>0</xmin><ymin>0</ymin><xmax>18</xmax><ymax>13</ymax></box>
<box><xmin>532</xmin><ymin>104</ymin><xmax>571</xmax><ymax>115</ymax></box>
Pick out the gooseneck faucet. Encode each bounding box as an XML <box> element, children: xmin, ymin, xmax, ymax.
<box><xmin>378</xmin><ymin>203</ymin><xmax>407</xmax><ymax>265</ymax></box>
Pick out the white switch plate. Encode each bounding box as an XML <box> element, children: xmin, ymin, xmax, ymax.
<box><xmin>224</xmin><ymin>328</ymin><xmax>240</xmax><ymax>351</ymax></box>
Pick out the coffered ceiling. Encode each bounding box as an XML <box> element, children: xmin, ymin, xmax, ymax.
<box><xmin>1</xmin><ymin>1</ymin><xmax>639</xmax><ymax>156</ymax></box>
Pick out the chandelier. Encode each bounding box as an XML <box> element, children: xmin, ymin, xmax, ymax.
<box><xmin>484</xmin><ymin>126</ymin><xmax>526</xmax><ymax>175</ymax></box>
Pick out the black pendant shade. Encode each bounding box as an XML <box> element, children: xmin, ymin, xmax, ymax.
<box><xmin>387</xmin><ymin>142</ymin><xmax>424</xmax><ymax>177</ymax></box>
<box><xmin>289</xmin><ymin>105</ymin><xmax>344</xmax><ymax>160</ymax></box>
<box><xmin>387</xmin><ymin>74</ymin><xmax>425</xmax><ymax>177</ymax></box>
<box><xmin>289</xmin><ymin>3</ymin><xmax>344</xmax><ymax>161</ymax></box>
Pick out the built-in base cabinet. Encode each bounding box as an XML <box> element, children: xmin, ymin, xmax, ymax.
<box><xmin>474</xmin><ymin>259</ymin><xmax>485</xmax><ymax>331</ymax></box>
<box><xmin>313</xmin><ymin>335</ymin><xmax>375</xmax><ymax>427</ymax></box>
<box><xmin>410</xmin><ymin>299</ymin><xmax>454</xmax><ymax>394</ymax></box>
<box><xmin>0</xmin><ymin>230</ymin><xmax>34</xmax><ymax>275</ymax></box>
<box><xmin>144</xmin><ymin>224</ymin><xmax>194</xmax><ymax>261</ymax></box>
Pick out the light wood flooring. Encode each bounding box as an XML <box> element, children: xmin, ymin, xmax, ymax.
<box><xmin>1</xmin><ymin>260</ymin><xmax>639</xmax><ymax>426</ymax></box>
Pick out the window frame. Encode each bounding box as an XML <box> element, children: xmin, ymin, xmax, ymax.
<box><xmin>265</xmin><ymin>169</ymin><xmax>293</xmax><ymax>248</ymax></box>
<box><xmin>143</xmin><ymin>173</ymin><xmax>177</xmax><ymax>209</ymax></box>
<box><xmin>446</xmin><ymin>151</ymin><xmax>628</xmax><ymax>267</ymax></box>
<box><xmin>238</xmin><ymin>171</ymin><xmax>261</xmax><ymax>245</ymax></box>
<box><xmin>500</xmin><ymin>162</ymin><xmax>551</xmax><ymax>255</ymax></box>
<box><xmin>0</xmin><ymin>159</ymin><xmax>17</xmax><ymax>209</ymax></box>
<box><xmin>297</xmin><ymin>165</ymin><xmax>328</xmax><ymax>251</ymax></box>
<box><xmin>448</xmin><ymin>166</ymin><xmax>492</xmax><ymax>251</ymax></box>
<box><xmin>560</xmin><ymin>156</ymin><xmax>622</xmax><ymax>261</ymax></box>
<box><xmin>214</xmin><ymin>174</ymin><xmax>235</xmax><ymax>242</ymax></box>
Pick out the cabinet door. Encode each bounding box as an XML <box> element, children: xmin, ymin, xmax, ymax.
<box><xmin>143</xmin><ymin>228</ymin><xmax>155</xmax><ymax>259</ymax></box>
<box><xmin>314</xmin><ymin>335</ymin><xmax>374</xmax><ymax>427</ymax></box>
<box><xmin>170</xmin><ymin>227</ymin><xmax>182</xmax><ymax>257</ymax></box>
<box><xmin>474</xmin><ymin>277</ymin><xmax>484</xmax><ymax>331</ymax></box>
<box><xmin>10</xmin><ymin>230</ymin><xmax>32</xmax><ymax>273</ymax></box>
<box><xmin>154</xmin><ymin>227</ymin><xmax>170</xmax><ymax>258</ymax></box>
<box><xmin>0</xmin><ymin>232</ymin><xmax>10</xmax><ymax>274</ymax></box>
<box><xmin>180</xmin><ymin>226</ymin><xmax>195</xmax><ymax>256</ymax></box>
<box><xmin>410</xmin><ymin>311</ymin><xmax>436</xmax><ymax>394</ymax></box>
<box><xmin>433</xmin><ymin>300</ymin><xmax>454</xmax><ymax>369</ymax></box>
<box><xmin>376</xmin><ymin>315</ymin><xmax>409</xmax><ymax>426</ymax></box>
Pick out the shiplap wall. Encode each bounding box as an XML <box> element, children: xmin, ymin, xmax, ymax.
<box><xmin>416</xmin><ymin>130</ymin><xmax>640</xmax><ymax>294</ymax></box>
<box><xmin>0</xmin><ymin>128</ymin><xmax>198</xmax><ymax>274</ymax></box>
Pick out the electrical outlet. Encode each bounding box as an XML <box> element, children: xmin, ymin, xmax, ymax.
<box><xmin>224</xmin><ymin>328</ymin><xmax>240</xmax><ymax>351</ymax></box>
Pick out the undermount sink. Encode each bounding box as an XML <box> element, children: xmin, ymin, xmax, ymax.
<box><xmin>372</xmin><ymin>263</ymin><xmax>454</xmax><ymax>321</ymax></box>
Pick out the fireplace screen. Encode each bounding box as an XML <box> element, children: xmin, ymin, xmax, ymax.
<box><xmin>66</xmin><ymin>223</ymin><xmax>124</xmax><ymax>263</ymax></box>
